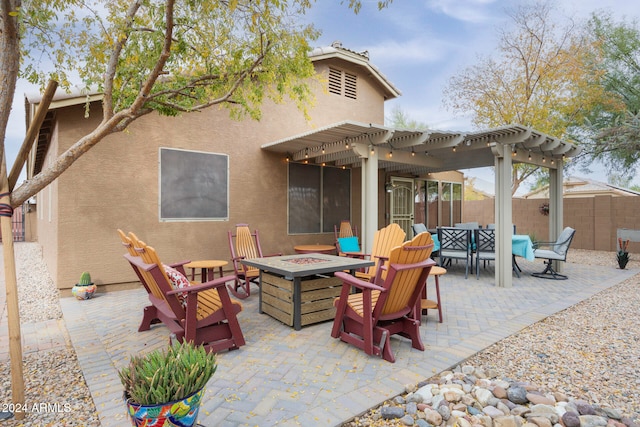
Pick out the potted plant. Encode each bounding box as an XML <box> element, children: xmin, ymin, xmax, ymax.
<box><xmin>71</xmin><ymin>271</ymin><xmax>97</xmax><ymax>300</ymax></box>
<box><xmin>119</xmin><ymin>341</ymin><xmax>217</xmax><ymax>427</ymax></box>
<box><xmin>617</xmin><ymin>237</ymin><xmax>630</xmax><ymax>269</ymax></box>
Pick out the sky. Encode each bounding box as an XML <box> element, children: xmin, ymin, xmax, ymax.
<box><xmin>5</xmin><ymin>0</ymin><xmax>640</xmax><ymax>193</ymax></box>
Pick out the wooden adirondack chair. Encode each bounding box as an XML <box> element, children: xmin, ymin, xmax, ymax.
<box><xmin>227</xmin><ymin>224</ymin><xmax>281</xmax><ymax>299</ymax></box>
<box><xmin>118</xmin><ymin>230</ymin><xmax>245</xmax><ymax>353</ymax></box>
<box><xmin>331</xmin><ymin>232</ymin><xmax>435</xmax><ymax>363</ymax></box>
<box><xmin>355</xmin><ymin>223</ymin><xmax>407</xmax><ymax>282</ymax></box>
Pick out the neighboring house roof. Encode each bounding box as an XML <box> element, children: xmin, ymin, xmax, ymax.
<box><xmin>309</xmin><ymin>41</ymin><xmax>401</xmax><ymax>100</ymax></box>
<box><xmin>521</xmin><ymin>176</ymin><xmax>640</xmax><ymax>198</ymax></box>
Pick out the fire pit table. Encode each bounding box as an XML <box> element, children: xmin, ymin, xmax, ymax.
<box><xmin>241</xmin><ymin>254</ymin><xmax>374</xmax><ymax>330</ymax></box>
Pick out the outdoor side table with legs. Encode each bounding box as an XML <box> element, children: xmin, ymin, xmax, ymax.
<box><xmin>184</xmin><ymin>260</ymin><xmax>228</xmax><ymax>283</ymax></box>
<box><xmin>421</xmin><ymin>266</ymin><xmax>446</xmax><ymax>323</ymax></box>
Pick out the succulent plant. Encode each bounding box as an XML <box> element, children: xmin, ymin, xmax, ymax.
<box><xmin>119</xmin><ymin>341</ymin><xmax>217</xmax><ymax>406</ymax></box>
<box><xmin>617</xmin><ymin>250</ymin><xmax>629</xmax><ymax>269</ymax></box>
<box><xmin>78</xmin><ymin>271</ymin><xmax>92</xmax><ymax>285</ymax></box>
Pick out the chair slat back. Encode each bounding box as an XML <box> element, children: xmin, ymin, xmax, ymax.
<box><xmin>339</xmin><ymin>220</ymin><xmax>355</xmax><ymax>238</ymax></box>
<box><xmin>118</xmin><ymin>230</ymin><xmax>160</xmax><ymax>298</ymax></box>
<box><xmin>234</xmin><ymin>225</ymin><xmax>260</xmax><ymax>259</ymax></box>
<box><xmin>128</xmin><ymin>232</ymin><xmax>174</xmax><ymax>302</ymax></box>
<box><xmin>366</xmin><ymin>223</ymin><xmax>406</xmax><ymax>279</ymax></box>
<box><xmin>379</xmin><ymin>232</ymin><xmax>434</xmax><ymax>316</ymax></box>
<box><xmin>439</xmin><ymin>227</ymin><xmax>470</xmax><ymax>251</ymax></box>
<box><xmin>475</xmin><ymin>229</ymin><xmax>496</xmax><ymax>254</ymax></box>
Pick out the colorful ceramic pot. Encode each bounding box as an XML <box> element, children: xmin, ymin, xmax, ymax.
<box><xmin>124</xmin><ymin>388</ymin><xmax>204</xmax><ymax>427</ymax></box>
<box><xmin>71</xmin><ymin>283</ymin><xmax>97</xmax><ymax>300</ymax></box>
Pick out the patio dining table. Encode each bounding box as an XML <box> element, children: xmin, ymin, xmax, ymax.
<box><xmin>512</xmin><ymin>234</ymin><xmax>535</xmax><ymax>277</ymax></box>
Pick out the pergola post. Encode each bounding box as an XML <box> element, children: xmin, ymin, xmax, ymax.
<box><xmin>361</xmin><ymin>149</ymin><xmax>378</xmax><ymax>254</ymax></box>
<box><xmin>549</xmin><ymin>161</ymin><xmax>564</xmax><ymax>273</ymax></box>
<box><xmin>493</xmin><ymin>143</ymin><xmax>513</xmax><ymax>288</ymax></box>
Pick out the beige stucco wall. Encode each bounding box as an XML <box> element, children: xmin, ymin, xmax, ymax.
<box><xmin>34</xmin><ymin>59</ymin><xmax>388</xmax><ymax>290</ymax></box>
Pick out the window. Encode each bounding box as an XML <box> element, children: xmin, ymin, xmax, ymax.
<box><xmin>159</xmin><ymin>148</ymin><xmax>229</xmax><ymax>221</ymax></box>
<box><xmin>288</xmin><ymin>163</ymin><xmax>351</xmax><ymax>234</ymax></box>
<box><xmin>415</xmin><ymin>179</ymin><xmax>460</xmax><ymax>228</ymax></box>
<box><xmin>328</xmin><ymin>67</ymin><xmax>357</xmax><ymax>99</ymax></box>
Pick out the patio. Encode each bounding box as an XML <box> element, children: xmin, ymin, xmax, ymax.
<box><xmin>57</xmin><ymin>257</ymin><xmax>637</xmax><ymax>427</ymax></box>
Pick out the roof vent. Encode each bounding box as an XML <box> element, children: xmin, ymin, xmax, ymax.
<box><xmin>331</xmin><ymin>41</ymin><xmax>343</xmax><ymax>48</ymax></box>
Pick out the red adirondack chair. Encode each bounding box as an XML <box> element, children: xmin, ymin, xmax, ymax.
<box><xmin>119</xmin><ymin>230</ymin><xmax>245</xmax><ymax>353</ymax></box>
<box><xmin>227</xmin><ymin>224</ymin><xmax>281</xmax><ymax>299</ymax></box>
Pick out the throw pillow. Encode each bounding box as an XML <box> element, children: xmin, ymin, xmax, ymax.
<box><xmin>338</xmin><ymin>236</ymin><xmax>360</xmax><ymax>252</ymax></box>
<box><xmin>163</xmin><ymin>264</ymin><xmax>190</xmax><ymax>307</ymax></box>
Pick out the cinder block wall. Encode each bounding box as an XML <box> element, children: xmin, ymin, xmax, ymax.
<box><xmin>464</xmin><ymin>195</ymin><xmax>640</xmax><ymax>254</ymax></box>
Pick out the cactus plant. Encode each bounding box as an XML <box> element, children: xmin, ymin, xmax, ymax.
<box><xmin>72</xmin><ymin>271</ymin><xmax>96</xmax><ymax>299</ymax></box>
<box><xmin>119</xmin><ymin>340</ymin><xmax>217</xmax><ymax>406</ymax></box>
<box><xmin>78</xmin><ymin>271</ymin><xmax>92</xmax><ymax>286</ymax></box>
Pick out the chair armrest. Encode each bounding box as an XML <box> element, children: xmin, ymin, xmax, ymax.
<box><xmin>265</xmin><ymin>253</ymin><xmax>283</xmax><ymax>257</ymax></box>
<box><xmin>342</xmin><ymin>251</ymin><xmax>368</xmax><ymax>259</ymax></box>
<box><xmin>334</xmin><ymin>271</ymin><xmax>385</xmax><ymax>292</ymax></box>
<box><xmin>167</xmin><ymin>260</ymin><xmax>191</xmax><ymax>268</ymax></box>
<box><xmin>166</xmin><ymin>275</ymin><xmax>235</xmax><ymax>295</ymax></box>
<box><xmin>532</xmin><ymin>241</ymin><xmax>561</xmax><ymax>250</ymax></box>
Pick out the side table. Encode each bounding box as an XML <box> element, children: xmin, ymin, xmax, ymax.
<box><xmin>184</xmin><ymin>260</ymin><xmax>228</xmax><ymax>283</ymax></box>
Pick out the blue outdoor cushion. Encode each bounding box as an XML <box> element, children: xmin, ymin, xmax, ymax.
<box><xmin>338</xmin><ymin>237</ymin><xmax>360</xmax><ymax>252</ymax></box>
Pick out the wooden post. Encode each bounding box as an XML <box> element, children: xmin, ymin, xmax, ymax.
<box><xmin>1</xmin><ymin>79</ymin><xmax>57</xmax><ymax>420</ymax></box>
<box><xmin>0</xmin><ymin>161</ymin><xmax>24</xmax><ymax>420</ymax></box>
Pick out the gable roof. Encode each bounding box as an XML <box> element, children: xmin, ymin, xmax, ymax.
<box><xmin>309</xmin><ymin>41</ymin><xmax>401</xmax><ymax>100</ymax></box>
<box><xmin>522</xmin><ymin>176</ymin><xmax>640</xmax><ymax>198</ymax></box>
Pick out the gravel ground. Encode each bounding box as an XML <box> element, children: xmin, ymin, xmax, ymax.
<box><xmin>1</xmin><ymin>243</ymin><xmax>639</xmax><ymax>426</ymax></box>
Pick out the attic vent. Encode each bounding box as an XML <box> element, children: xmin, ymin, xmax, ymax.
<box><xmin>344</xmin><ymin>72</ymin><xmax>357</xmax><ymax>99</ymax></box>
<box><xmin>328</xmin><ymin>67</ymin><xmax>342</xmax><ymax>95</ymax></box>
<box><xmin>328</xmin><ymin>67</ymin><xmax>358</xmax><ymax>100</ymax></box>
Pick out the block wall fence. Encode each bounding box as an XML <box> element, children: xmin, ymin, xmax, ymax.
<box><xmin>463</xmin><ymin>195</ymin><xmax>640</xmax><ymax>254</ymax></box>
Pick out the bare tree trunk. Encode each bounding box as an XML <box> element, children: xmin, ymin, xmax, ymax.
<box><xmin>0</xmin><ymin>0</ymin><xmax>26</xmax><ymax>419</ymax></box>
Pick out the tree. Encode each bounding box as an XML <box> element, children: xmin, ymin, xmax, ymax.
<box><xmin>385</xmin><ymin>104</ymin><xmax>429</xmax><ymax>130</ymax></box>
<box><xmin>443</xmin><ymin>1</ymin><xmax>613</xmax><ymax>194</ymax></box>
<box><xmin>577</xmin><ymin>13</ymin><xmax>640</xmax><ymax>178</ymax></box>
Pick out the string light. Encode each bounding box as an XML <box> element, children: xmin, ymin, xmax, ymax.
<box><xmin>304</xmin><ymin>148</ymin><xmax>309</xmax><ymax>159</ymax></box>
<box><xmin>528</xmin><ymin>150</ymin><xmax>532</xmax><ymax>161</ymax></box>
<box><xmin>411</xmin><ymin>148</ymin><xmax>415</xmax><ymax>156</ymax></box>
<box><xmin>389</xmin><ymin>150</ymin><xmax>393</xmax><ymax>158</ymax></box>
<box><xmin>370</xmin><ymin>144</ymin><xmax>375</xmax><ymax>155</ymax></box>
<box><xmin>452</xmin><ymin>146</ymin><xmax>457</xmax><ymax>152</ymax></box>
<box><xmin>321</xmin><ymin>145</ymin><xmax>325</xmax><ymax>154</ymax></box>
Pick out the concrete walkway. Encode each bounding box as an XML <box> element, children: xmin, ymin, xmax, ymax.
<box><xmin>3</xmin><ymin>256</ymin><xmax>637</xmax><ymax>426</ymax></box>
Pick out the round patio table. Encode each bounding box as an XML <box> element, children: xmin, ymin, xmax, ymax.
<box><xmin>184</xmin><ymin>260</ymin><xmax>228</xmax><ymax>282</ymax></box>
<box><xmin>293</xmin><ymin>244</ymin><xmax>337</xmax><ymax>255</ymax></box>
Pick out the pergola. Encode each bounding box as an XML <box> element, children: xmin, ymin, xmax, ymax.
<box><xmin>262</xmin><ymin>120</ymin><xmax>581</xmax><ymax>287</ymax></box>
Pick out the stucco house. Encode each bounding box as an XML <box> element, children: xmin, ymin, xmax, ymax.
<box><xmin>26</xmin><ymin>42</ymin><xmax>580</xmax><ymax>291</ymax></box>
<box><xmin>25</xmin><ymin>43</ymin><xmax>466</xmax><ymax>291</ymax></box>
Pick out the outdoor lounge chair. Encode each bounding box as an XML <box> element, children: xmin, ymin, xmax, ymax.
<box><xmin>330</xmin><ymin>232</ymin><xmax>435</xmax><ymax>363</ymax></box>
<box><xmin>532</xmin><ymin>227</ymin><xmax>576</xmax><ymax>280</ymax></box>
<box><xmin>119</xmin><ymin>230</ymin><xmax>245</xmax><ymax>353</ymax></box>
<box><xmin>228</xmin><ymin>223</ymin><xmax>281</xmax><ymax>299</ymax></box>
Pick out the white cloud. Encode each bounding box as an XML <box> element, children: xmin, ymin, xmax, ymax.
<box><xmin>426</xmin><ymin>0</ymin><xmax>500</xmax><ymax>24</ymax></box>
